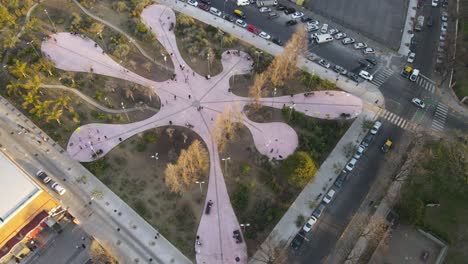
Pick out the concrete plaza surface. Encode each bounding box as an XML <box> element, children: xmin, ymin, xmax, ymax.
<box><xmin>40</xmin><ymin>4</ymin><xmax>363</xmax><ymax>264</ymax></box>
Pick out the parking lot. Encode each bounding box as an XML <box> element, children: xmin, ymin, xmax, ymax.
<box><xmin>306</xmin><ymin>0</ymin><xmax>408</xmax><ymax>49</ymax></box>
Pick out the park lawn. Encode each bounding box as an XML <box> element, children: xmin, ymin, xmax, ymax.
<box><xmin>452</xmin><ymin>7</ymin><xmax>468</xmax><ymax>103</ymax></box>
<box><xmin>84</xmin><ymin>127</ymin><xmax>207</xmax><ymax>260</ymax></box>
<box><xmin>398</xmin><ymin>137</ymin><xmax>468</xmax><ymax>263</ymax></box>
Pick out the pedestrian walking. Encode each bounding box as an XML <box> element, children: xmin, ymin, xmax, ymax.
<box><xmin>104</xmin><ymin>135</ymin><xmax>107</xmax><ymax>139</ymax></box>
<box><xmin>188</xmin><ymin>94</ymin><xmax>191</xmax><ymax>99</ymax></box>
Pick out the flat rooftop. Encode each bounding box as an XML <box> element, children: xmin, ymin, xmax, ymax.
<box><xmin>0</xmin><ymin>151</ymin><xmax>39</xmax><ymax>224</ymax></box>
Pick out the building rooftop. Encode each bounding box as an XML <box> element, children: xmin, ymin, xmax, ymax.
<box><xmin>0</xmin><ymin>152</ymin><xmax>39</xmax><ymax>224</ymax></box>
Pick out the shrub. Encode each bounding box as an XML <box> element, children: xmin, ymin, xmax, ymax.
<box><xmin>133</xmin><ymin>199</ymin><xmax>149</xmax><ymax>218</ymax></box>
<box><xmin>136</xmin><ymin>142</ymin><xmax>146</xmax><ymax>152</ymax></box>
<box><xmin>232</xmin><ymin>183</ymin><xmax>249</xmax><ymax>211</ymax></box>
<box><xmin>240</xmin><ymin>164</ymin><xmax>251</xmax><ymax>175</ymax></box>
<box><xmin>143</xmin><ymin>132</ymin><xmax>157</xmax><ymax>143</ymax></box>
<box><xmin>282</xmin><ymin>151</ymin><xmax>318</xmax><ymax>188</ymax></box>
<box><xmin>295</xmin><ymin>214</ymin><xmax>305</xmax><ymax>228</ymax></box>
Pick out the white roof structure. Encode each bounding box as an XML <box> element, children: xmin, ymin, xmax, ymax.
<box><xmin>0</xmin><ymin>152</ymin><xmax>39</xmax><ymax>224</ymax></box>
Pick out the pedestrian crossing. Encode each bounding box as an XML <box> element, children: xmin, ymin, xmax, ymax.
<box><xmin>431</xmin><ymin>103</ymin><xmax>448</xmax><ymax>132</ymax></box>
<box><xmin>370</xmin><ymin>68</ymin><xmax>394</xmax><ymax>87</ymax></box>
<box><xmin>375</xmin><ymin>108</ymin><xmax>418</xmax><ymax>131</ymax></box>
<box><xmin>415</xmin><ymin>75</ymin><xmax>436</xmax><ymax>93</ymax></box>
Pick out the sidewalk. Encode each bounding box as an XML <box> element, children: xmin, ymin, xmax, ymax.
<box><xmin>249</xmin><ymin>106</ymin><xmax>377</xmax><ymax>263</ymax></box>
<box><xmin>398</xmin><ymin>0</ymin><xmax>417</xmax><ymax>56</ymax></box>
<box><xmin>155</xmin><ymin>0</ymin><xmax>385</xmax><ymax>108</ymax></box>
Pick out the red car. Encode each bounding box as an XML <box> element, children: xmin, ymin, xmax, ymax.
<box><xmin>198</xmin><ymin>3</ymin><xmax>210</xmax><ymax>11</ymax></box>
<box><xmin>247</xmin><ymin>24</ymin><xmax>261</xmax><ymax>34</ymax></box>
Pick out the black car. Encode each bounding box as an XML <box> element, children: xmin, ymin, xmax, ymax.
<box><xmin>334</xmin><ymin>174</ymin><xmax>346</xmax><ymax>188</ymax></box>
<box><xmin>365</xmin><ymin>57</ymin><xmax>377</xmax><ymax>66</ymax></box>
<box><xmin>333</xmin><ymin>65</ymin><xmax>345</xmax><ymax>74</ymax></box>
<box><xmin>284</xmin><ymin>7</ymin><xmax>296</xmax><ymax>15</ymax></box>
<box><xmin>286</xmin><ymin>19</ymin><xmax>298</xmax><ymax>26</ymax></box>
<box><xmin>301</xmin><ymin>16</ymin><xmax>313</xmax><ymax>22</ymax></box>
<box><xmin>347</xmin><ymin>72</ymin><xmax>359</xmax><ymax>82</ymax></box>
<box><xmin>312</xmin><ymin>203</ymin><xmax>326</xmax><ymax>218</ymax></box>
<box><xmin>427</xmin><ymin>16</ymin><xmax>433</xmax><ymax>27</ymax></box>
<box><xmin>290</xmin><ymin>231</ymin><xmax>305</xmax><ymax>250</ymax></box>
<box><xmin>358</xmin><ymin>59</ymin><xmax>373</xmax><ymax>69</ymax></box>
<box><xmin>223</xmin><ymin>14</ymin><xmax>236</xmax><ymax>22</ymax></box>
<box><xmin>410</xmin><ymin>38</ymin><xmax>417</xmax><ymax>52</ymax></box>
<box><xmin>199</xmin><ymin>0</ymin><xmax>211</xmax><ymax>4</ymax></box>
<box><xmin>272</xmin><ymin>37</ymin><xmax>283</xmax><ymax>46</ymax></box>
<box><xmin>361</xmin><ymin>133</ymin><xmax>375</xmax><ymax>148</ymax></box>
<box><xmin>276</xmin><ymin>4</ymin><xmax>286</xmax><ymax>10</ymax></box>
<box><xmin>442</xmin><ymin>0</ymin><xmax>448</xmax><ymax>7</ymax></box>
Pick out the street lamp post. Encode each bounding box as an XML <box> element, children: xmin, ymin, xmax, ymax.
<box><xmin>288</xmin><ymin>104</ymin><xmax>296</xmax><ymax>121</ymax></box>
<box><xmin>44</xmin><ymin>9</ymin><xmax>57</xmax><ymax>32</ymax></box>
<box><xmin>272</xmin><ymin>87</ymin><xmax>277</xmax><ymax>107</ymax></box>
<box><xmin>255</xmin><ymin>51</ymin><xmax>263</xmax><ymax>69</ymax></box>
<box><xmin>121</xmin><ymin>102</ymin><xmax>130</xmax><ymax>122</ymax></box>
<box><xmin>195</xmin><ymin>180</ymin><xmax>205</xmax><ymax>194</ymax></box>
<box><xmin>221</xmin><ymin>157</ymin><xmax>230</xmax><ymax>176</ymax></box>
<box><xmin>240</xmin><ymin>223</ymin><xmax>250</xmax><ymax>232</ymax></box>
<box><xmin>207</xmin><ymin>53</ymin><xmax>211</xmax><ymax>76</ymax></box>
<box><xmin>161</xmin><ymin>53</ymin><xmax>167</xmax><ymax>68</ymax></box>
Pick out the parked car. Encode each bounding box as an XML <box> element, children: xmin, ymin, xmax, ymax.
<box><xmin>363</xmin><ymin>47</ymin><xmax>375</xmax><ymax>54</ymax></box>
<box><xmin>318</xmin><ymin>59</ymin><xmax>331</xmax><ymax>68</ymax></box>
<box><xmin>342</xmin><ymin>37</ymin><xmax>355</xmax><ymax>45</ymax></box>
<box><xmin>333</xmin><ymin>65</ymin><xmax>345</xmax><ymax>74</ymax></box>
<box><xmin>441</xmin><ymin>11</ymin><xmax>448</xmax><ymax>21</ymax></box>
<box><xmin>354</xmin><ymin>146</ymin><xmax>365</xmax><ymax>159</ymax></box>
<box><xmin>209</xmin><ymin>7</ymin><xmax>222</xmax><ymax>16</ymax></box>
<box><xmin>301</xmin><ymin>16</ymin><xmax>313</xmax><ymax>23</ymax></box>
<box><xmin>334</xmin><ymin>32</ymin><xmax>346</xmax><ymax>39</ymax></box>
<box><xmin>323</xmin><ymin>189</ymin><xmax>336</xmax><ymax>204</ymax></box>
<box><xmin>187</xmin><ymin>0</ymin><xmax>198</xmax><ymax>6</ymax></box>
<box><xmin>312</xmin><ymin>203</ymin><xmax>326</xmax><ymax>218</ymax></box>
<box><xmin>258</xmin><ymin>31</ymin><xmax>271</xmax><ymax>40</ymax></box>
<box><xmin>36</xmin><ymin>170</ymin><xmax>51</xmax><ymax>184</ymax></box>
<box><xmin>334</xmin><ymin>174</ymin><xmax>346</xmax><ymax>188</ymax></box>
<box><xmin>370</xmin><ymin>121</ymin><xmax>382</xmax><ymax>135</ymax></box>
<box><xmin>431</xmin><ymin>0</ymin><xmax>438</xmax><ymax>7</ymax></box>
<box><xmin>259</xmin><ymin>6</ymin><xmax>271</xmax><ymax>13</ymax></box>
<box><xmin>411</xmin><ymin>98</ymin><xmax>425</xmax><ymax>108</ymax></box>
<box><xmin>247</xmin><ymin>24</ymin><xmax>261</xmax><ymax>34</ymax></box>
<box><xmin>308</xmin><ymin>24</ymin><xmax>319</xmax><ymax>31</ymax></box>
<box><xmin>307</xmin><ymin>20</ymin><xmax>319</xmax><ymax>26</ymax></box>
<box><xmin>347</xmin><ymin>72</ymin><xmax>359</xmax><ymax>82</ymax></box>
<box><xmin>223</xmin><ymin>14</ymin><xmax>236</xmax><ymax>22</ymax></box>
<box><xmin>290</xmin><ymin>231</ymin><xmax>305</xmax><ymax>250</ymax></box>
<box><xmin>354</xmin><ymin>42</ymin><xmax>367</xmax><ymax>49</ymax></box>
<box><xmin>366</xmin><ymin>57</ymin><xmax>378</xmax><ymax>66</ymax></box>
<box><xmin>320</xmin><ymin>23</ymin><xmax>329</xmax><ymax>34</ymax></box>
<box><xmin>272</xmin><ymin>37</ymin><xmax>283</xmax><ymax>46</ymax></box>
<box><xmin>199</xmin><ymin>0</ymin><xmax>211</xmax><ymax>4</ymax></box>
<box><xmin>284</xmin><ymin>7</ymin><xmax>296</xmax><ymax>15</ymax></box>
<box><xmin>235</xmin><ymin>19</ymin><xmax>247</xmax><ymax>28</ymax></box>
<box><xmin>302</xmin><ymin>216</ymin><xmax>318</xmax><ymax>232</ymax></box>
<box><xmin>381</xmin><ymin>139</ymin><xmax>392</xmax><ymax>153</ymax></box>
<box><xmin>441</xmin><ymin>22</ymin><xmax>448</xmax><ymax>32</ymax></box>
<box><xmin>442</xmin><ymin>0</ymin><xmax>448</xmax><ymax>7</ymax></box>
<box><xmin>361</xmin><ymin>133</ymin><xmax>374</xmax><ymax>148</ymax></box>
<box><xmin>407</xmin><ymin>52</ymin><xmax>416</xmax><ymax>63</ymax></box>
<box><xmin>345</xmin><ymin>158</ymin><xmax>358</xmax><ymax>171</ymax></box>
<box><xmin>359</xmin><ymin>70</ymin><xmax>373</xmax><ymax>81</ymax></box>
<box><xmin>268</xmin><ymin>12</ymin><xmax>279</xmax><ymax>19</ymax></box>
<box><xmin>51</xmin><ymin>181</ymin><xmax>66</xmax><ymax>195</ymax></box>
<box><xmin>197</xmin><ymin>3</ymin><xmax>210</xmax><ymax>11</ymax></box>
<box><xmin>291</xmin><ymin>12</ymin><xmax>304</xmax><ymax>19</ymax></box>
<box><xmin>328</xmin><ymin>28</ymin><xmax>339</xmax><ymax>35</ymax></box>
<box><xmin>286</xmin><ymin>19</ymin><xmax>298</xmax><ymax>26</ymax></box>
<box><xmin>275</xmin><ymin>4</ymin><xmax>286</xmax><ymax>10</ymax></box>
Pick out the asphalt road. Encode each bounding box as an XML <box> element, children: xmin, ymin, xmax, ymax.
<box><xmin>306</xmin><ymin>0</ymin><xmax>407</xmax><ymax>49</ymax></box>
<box><xmin>288</xmin><ymin>122</ymin><xmax>405</xmax><ymax>263</ymax></box>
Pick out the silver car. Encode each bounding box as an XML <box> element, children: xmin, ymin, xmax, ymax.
<box><xmin>342</xmin><ymin>37</ymin><xmax>355</xmax><ymax>45</ymax></box>
<box><xmin>320</xmin><ymin>23</ymin><xmax>329</xmax><ymax>34</ymax></box>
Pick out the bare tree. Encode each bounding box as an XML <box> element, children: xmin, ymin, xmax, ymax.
<box><xmin>89</xmin><ymin>239</ymin><xmax>116</xmax><ymax>264</ymax></box>
<box><xmin>251</xmin><ymin>239</ymin><xmax>288</xmax><ymax>264</ymax></box>
<box><xmin>212</xmin><ymin>104</ymin><xmax>244</xmax><ymax>151</ymax></box>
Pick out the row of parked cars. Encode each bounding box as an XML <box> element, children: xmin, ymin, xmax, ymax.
<box><xmin>36</xmin><ymin>170</ymin><xmax>67</xmax><ymax>195</ymax></box>
<box><xmin>291</xmin><ymin>120</ymin><xmax>389</xmax><ymax>251</ymax></box>
<box><xmin>315</xmin><ymin>56</ymin><xmax>377</xmax><ymax>83</ymax></box>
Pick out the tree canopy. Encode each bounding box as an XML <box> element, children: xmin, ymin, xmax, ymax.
<box><xmin>282</xmin><ymin>151</ymin><xmax>317</xmax><ymax>188</ymax></box>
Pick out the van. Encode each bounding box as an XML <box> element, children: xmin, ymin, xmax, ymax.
<box><xmin>314</xmin><ymin>33</ymin><xmax>333</xmax><ymax>44</ymax></box>
<box><xmin>236</xmin><ymin>0</ymin><xmax>249</xmax><ymax>6</ymax></box>
<box><xmin>409</xmin><ymin>69</ymin><xmax>419</xmax><ymax>81</ymax></box>
<box><xmin>234</xmin><ymin>9</ymin><xmax>246</xmax><ymax>19</ymax></box>
<box><xmin>209</xmin><ymin>7</ymin><xmax>222</xmax><ymax>17</ymax></box>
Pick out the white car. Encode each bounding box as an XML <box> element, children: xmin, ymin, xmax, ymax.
<box><xmin>308</xmin><ymin>24</ymin><xmax>319</xmax><ymax>31</ymax></box>
<box><xmin>412</xmin><ymin>98</ymin><xmax>426</xmax><ymax>108</ymax></box>
<box><xmin>354</xmin><ymin>42</ymin><xmax>367</xmax><ymax>49</ymax></box>
<box><xmin>441</xmin><ymin>11</ymin><xmax>448</xmax><ymax>21</ymax></box>
<box><xmin>320</xmin><ymin>23</ymin><xmax>329</xmax><ymax>34</ymax></box>
<box><xmin>407</xmin><ymin>52</ymin><xmax>416</xmax><ymax>63</ymax></box>
<box><xmin>51</xmin><ymin>182</ymin><xmax>66</xmax><ymax>195</ymax></box>
<box><xmin>209</xmin><ymin>7</ymin><xmax>223</xmax><ymax>17</ymax></box>
<box><xmin>432</xmin><ymin>0</ymin><xmax>438</xmax><ymax>6</ymax></box>
<box><xmin>307</xmin><ymin>20</ymin><xmax>319</xmax><ymax>27</ymax></box>
<box><xmin>354</xmin><ymin>146</ymin><xmax>365</xmax><ymax>159</ymax></box>
<box><xmin>259</xmin><ymin>7</ymin><xmax>271</xmax><ymax>13</ymax></box>
<box><xmin>188</xmin><ymin>0</ymin><xmax>198</xmax><ymax>6</ymax></box>
<box><xmin>302</xmin><ymin>216</ymin><xmax>318</xmax><ymax>232</ymax></box>
<box><xmin>359</xmin><ymin>70</ymin><xmax>373</xmax><ymax>81</ymax></box>
<box><xmin>345</xmin><ymin>158</ymin><xmax>357</xmax><ymax>171</ymax></box>
<box><xmin>235</xmin><ymin>19</ymin><xmax>247</xmax><ymax>28</ymax></box>
<box><xmin>323</xmin><ymin>189</ymin><xmax>336</xmax><ymax>204</ymax></box>
<box><xmin>370</xmin><ymin>121</ymin><xmax>382</xmax><ymax>135</ymax></box>
<box><xmin>363</xmin><ymin>47</ymin><xmax>375</xmax><ymax>54</ymax></box>
<box><xmin>318</xmin><ymin>59</ymin><xmax>331</xmax><ymax>68</ymax></box>
<box><xmin>291</xmin><ymin>12</ymin><xmax>304</xmax><ymax>19</ymax></box>
<box><xmin>441</xmin><ymin>22</ymin><xmax>448</xmax><ymax>32</ymax></box>
<box><xmin>334</xmin><ymin>32</ymin><xmax>346</xmax><ymax>39</ymax></box>
<box><xmin>258</xmin><ymin>31</ymin><xmax>271</xmax><ymax>40</ymax></box>
<box><xmin>328</xmin><ymin>28</ymin><xmax>339</xmax><ymax>35</ymax></box>
<box><xmin>342</xmin><ymin>37</ymin><xmax>355</xmax><ymax>44</ymax></box>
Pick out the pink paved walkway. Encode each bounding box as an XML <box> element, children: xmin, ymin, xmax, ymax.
<box><xmin>41</xmin><ymin>4</ymin><xmax>362</xmax><ymax>264</ymax></box>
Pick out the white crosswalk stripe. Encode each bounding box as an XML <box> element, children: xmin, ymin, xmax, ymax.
<box><xmin>431</xmin><ymin>103</ymin><xmax>448</xmax><ymax>132</ymax></box>
<box><xmin>415</xmin><ymin>75</ymin><xmax>436</xmax><ymax>93</ymax></box>
<box><xmin>370</xmin><ymin>68</ymin><xmax>394</xmax><ymax>87</ymax></box>
<box><xmin>375</xmin><ymin>109</ymin><xmax>416</xmax><ymax>131</ymax></box>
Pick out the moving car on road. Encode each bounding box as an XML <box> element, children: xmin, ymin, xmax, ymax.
<box><xmin>234</xmin><ymin>9</ymin><xmax>246</xmax><ymax>19</ymax></box>
<box><xmin>359</xmin><ymin>70</ymin><xmax>373</xmax><ymax>81</ymax></box>
<box><xmin>381</xmin><ymin>139</ymin><xmax>392</xmax><ymax>153</ymax></box>
<box><xmin>36</xmin><ymin>170</ymin><xmax>51</xmax><ymax>184</ymax></box>
<box><xmin>342</xmin><ymin>37</ymin><xmax>355</xmax><ymax>45</ymax></box>
<box><xmin>411</xmin><ymin>98</ymin><xmax>425</xmax><ymax>108</ymax></box>
<box><xmin>302</xmin><ymin>216</ymin><xmax>318</xmax><ymax>232</ymax></box>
